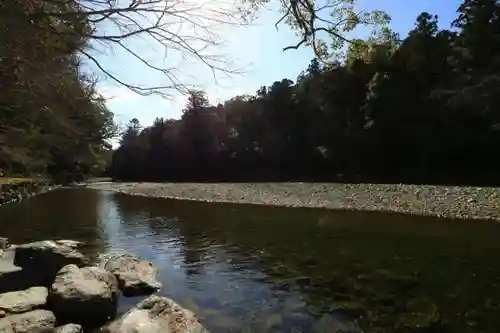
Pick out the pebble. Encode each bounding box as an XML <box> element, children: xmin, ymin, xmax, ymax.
<box><xmin>86</xmin><ymin>182</ymin><xmax>500</xmax><ymax>221</ymax></box>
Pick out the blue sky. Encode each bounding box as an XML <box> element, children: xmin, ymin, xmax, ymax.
<box><xmin>94</xmin><ymin>0</ymin><xmax>463</xmax><ymax>130</ymax></box>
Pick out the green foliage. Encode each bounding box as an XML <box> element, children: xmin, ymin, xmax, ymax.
<box><xmin>0</xmin><ymin>0</ymin><xmax>115</xmax><ymax>182</ymax></box>
<box><xmin>240</xmin><ymin>0</ymin><xmax>390</xmax><ymax>60</ymax></box>
<box><xmin>112</xmin><ymin>0</ymin><xmax>500</xmax><ymax>185</ymax></box>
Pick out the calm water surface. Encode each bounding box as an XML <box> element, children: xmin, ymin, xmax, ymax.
<box><xmin>1</xmin><ymin>188</ymin><xmax>500</xmax><ymax>333</ymax></box>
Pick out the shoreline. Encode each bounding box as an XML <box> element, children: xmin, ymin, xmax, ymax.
<box><xmin>86</xmin><ymin>182</ymin><xmax>500</xmax><ymax>221</ymax></box>
<box><xmin>0</xmin><ymin>180</ymin><xmax>61</xmax><ymax>208</ymax></box>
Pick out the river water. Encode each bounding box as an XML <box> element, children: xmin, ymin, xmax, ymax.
<box><xmin>1</xmin><ymin>188</ymin><xmax>500</xmax><ymax>333</ymax></box>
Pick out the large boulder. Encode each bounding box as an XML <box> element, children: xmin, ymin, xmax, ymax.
<box><xmin>49</xmin><ymin>264</ymin><xmax>119</xmax><ymax>328</ymax></box>
<box><xmin>53</xmin><ymin>324</ymin><xmax>82</xmax><ymax>333</ymax></box>
<box><xmin>0</xmin><ymin>309</ymin><xmax>56</xmax><ymax>333</ymax></box>
<box><xmin>103</xmin><ymin>295</ymin><xmax>208</xmax><ymax>333</ymax></box>
<box><xmin>14</xmin><ymin>240</ymin><xmax>90</xmax><ymax>288</ymax></box>
<box><xmin>99</xmin><ymin>253</ymin><xmax>162</xmax><ymax>296</ymax></box>
<box><xmin>0</xmin><ymin>287</ymin><xmax>48</xmax><ymax>314</ymax></box>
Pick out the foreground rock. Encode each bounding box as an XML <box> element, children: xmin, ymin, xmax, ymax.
<box><xmin>49</xmin><ymin>264</ymin><xmax>119</xmax><ymax>327</ymax></box>
<box><xmin>103</xmin><ymin>295</ymin><xmax>208</xmax><ymax>333</ymax></box>
<box><xmin>99</xmin><ymin>253</ymin><xmax>161</xmax><ymax>297</ymax></box>
<box><xmin>0</xmin><ymin>309</ymin><xmax>56</xmax><ymax>333</ymax></box>
<box><xmin>0</xmin><ymin>287</ymin><xmax>48</xmax><ymax>314</ymax></box>
<box><xmin>2</xmin><ymin>237</ymin><xmax>201</xmax><ymax>332</ymax></box>
<box><xmin>53</xmin><ymin>324</ymin><xmax>82</xmax><ymax>333</ymax></box>
<box><xmin>14</xmin><ymin>240</ymin><xmax>90</xmax><ymax>288</ymax></box>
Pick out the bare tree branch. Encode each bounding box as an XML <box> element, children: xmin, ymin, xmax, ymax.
<box><xmin>78</xmin><ymin>47</ymin><xmax>179</xmax><ymax>96</ymax></box>
<box><xmin>1</xmin><ymin>0</ymin><xmax>392</xmax><ymax>98</ymax></box>
<box><xmin>0</xmin><ymin>0</ymin><xmax>248</xmax><ymax>98</ymax></box>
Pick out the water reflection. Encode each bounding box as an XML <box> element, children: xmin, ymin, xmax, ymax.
<box><xmin>0</xmin><ymin>189</ymin><xmax>106</xmax><ymax>254</ymax></box>
<box><xmin>108</xmin><ymin>193</ymin><xmax>500</xmax><ymax>333</ymax></box>
<box><xmin>2</xmin><ymin>189</ymin><xmax>500</xmax><ymax>332</ymax></box>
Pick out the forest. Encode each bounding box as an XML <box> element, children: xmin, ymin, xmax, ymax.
<box><xmin>0</xmin><ymin>0</ymin><xmax>115</xmax><ymax>182</ymax></box>
<box><xmin>111</xmin><ymin>1</ymin><xmax>500</xmax><ymax>185</ymax></box>
<box><xmin>1</xmin><ymin>0</ymin><xmax>499</xmax><ymax>185</ymax></box>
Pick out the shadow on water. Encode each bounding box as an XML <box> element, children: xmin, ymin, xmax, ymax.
<box><xmin>2</xmin><ymin>188</ymin><xmax>500</xmax><ymax>333</ymax></box>
<box><xmin>0</xmin><ymin>188</ymin><xmax>107</xmax><ymax>255</ymax></box>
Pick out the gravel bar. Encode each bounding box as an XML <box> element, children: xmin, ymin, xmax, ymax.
<box><xmin>87</xmin><ymin>182</ymin><xmax>500</xmax><ymax>221</ymax></box>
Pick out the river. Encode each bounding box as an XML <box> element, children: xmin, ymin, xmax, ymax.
<box><xmin>1</xmin><ymin>187</ymin><xmax>500</xmax><ymax>333</ymax></box>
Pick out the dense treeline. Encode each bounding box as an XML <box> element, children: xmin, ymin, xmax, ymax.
<box><xmin>0</xmin><ymin>0</ymin><xmax>115</xmax><ymax>182</ymax></box>
<box><xmin>112</xmin><ymin>0</ymin><xmax>500</xmax><ymax>185</ymax></box>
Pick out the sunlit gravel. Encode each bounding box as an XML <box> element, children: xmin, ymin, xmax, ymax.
<box><xmin>87</xmin><ymin>182</ymin><xmax>500</xmax><ymax>221</ymax></box>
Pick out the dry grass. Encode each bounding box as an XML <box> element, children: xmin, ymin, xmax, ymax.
<box><xmin>0</xmin><ymin>177</ymin><xmax>43</xmax><ymax>185</ymax></box>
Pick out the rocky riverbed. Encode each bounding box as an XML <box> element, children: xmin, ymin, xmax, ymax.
<box><xmin>0</xmin><ymin>237</ymin><xmax>204</xmax><ymax>333</ymax></box>
<box><xmin>87</xmin><ymin>182</ymin><xmax>500</xmax><ymax>221</ymax></box>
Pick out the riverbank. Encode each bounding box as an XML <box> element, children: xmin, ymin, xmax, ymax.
<box><xmin>0</xmin><ymin>179</ymin><xmax>60</xmax><ymax>207</ymax></box>
<box><xmin>0</xmin><ymin>238</ymin><xmax>202</xmax><ymax>333</ymax></box>
<box><xmin>87</xmin><ymin>182</ymin><xmax>500</xmax><ymax>221</ymax></box>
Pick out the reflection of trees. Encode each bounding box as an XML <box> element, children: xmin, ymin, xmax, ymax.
<box><xmin>112</xmin><ymin>194</ymin><xmax>211</xmax><ymax>277</ymax></box>
<box><xmin>0</xmin><ymin>189</ymin><xmax>106</xmax><ymax>254</ymax></box>
<box><xmin>109</xmin><ymin>192</ymin><xmax>150</xmax><ymax>238</ymax></box>
<box><xmin>179</xmin><ymin>230</ymin><xmax>206</xmax><ymax>277</ymax></box>
<box><xmin>108</xmin><ymin>194</ymin><xmax>500</xmax><ymax>332</ymax></box>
